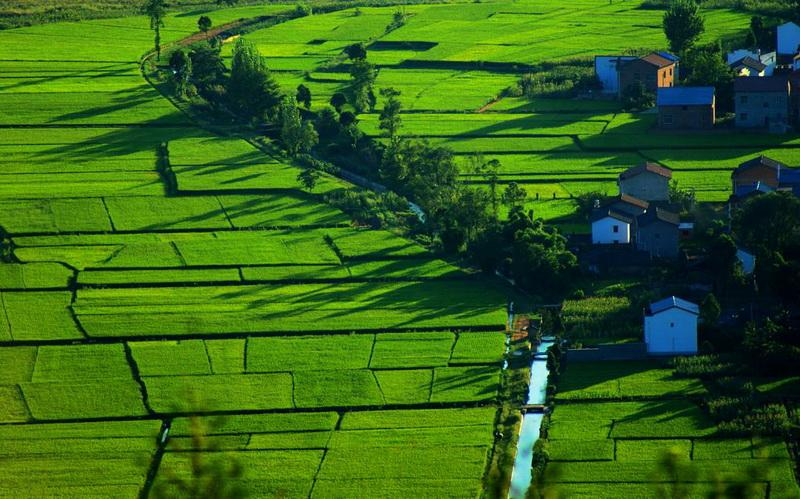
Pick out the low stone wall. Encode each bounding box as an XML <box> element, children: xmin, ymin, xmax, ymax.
<box><xmin>566</xmin><ymin>342</ymin><xmax>647</xmax><ymax>361</ymax></box>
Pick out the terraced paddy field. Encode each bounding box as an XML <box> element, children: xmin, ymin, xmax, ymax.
<box><xmin>230</xmin><ymin>0</ymin><xmax>800</xmax><ymax>227</ymax></box>
<box><xmin>0</xmin><ymin>6</ymin><xmax>514</xmax><ymax>497</ymax></box>
<box><xmin>545</xmin><ymin>361</ymin><xmax>800</xmax><ymax>498</ymax></box>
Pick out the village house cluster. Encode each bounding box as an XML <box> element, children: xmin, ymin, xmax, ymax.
<box><xmin>594</xmin><ymin>22</ymin><xmax>800</xmax><ymax>131</ymax></box>
<box><xmin>589</xmin><ymin>162</ymin><xmax>682</xmax><ymax>258</ymax></box>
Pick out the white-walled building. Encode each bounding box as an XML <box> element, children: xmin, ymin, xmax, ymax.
<box><xmin>590</xmin><ymin>209</ymin><xmax>632</xmax><ymax>245</ymax></box>
<box><xmin>594</xmin><ymin>56</ymin><xmax>636</xmax><ymax>95</ymax></box>
<box><xmin>644</xmin><ymin>296</ymin><xmax>698</xmax><ymax>355</ymax></box>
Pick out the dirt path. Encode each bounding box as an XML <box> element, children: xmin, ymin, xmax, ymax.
<box><xmin>478</xmin><ymin>94</ymin><xmax>505</xmax><ymax>113</ymax></box>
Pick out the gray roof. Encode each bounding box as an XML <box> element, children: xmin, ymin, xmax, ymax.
<box><xmin>646</xmin><ymin>296</ymin><xmax>699</xmax><ymax>316</ymax></box>
<box><xmin>656</xmin><ymin>87</ymin><xmax>715</xmax><ymax>106</ymax></box>
<box><xmin>636</xmin><ymin>207</ymin><xmax>680</xmax><ymax>227</ymax></box>
<box><xmin>730</xmin><ymin>56</ymin><xmax>767</xmax><ymax>72</ymax></box>
<box><xmin>733</xmin><ymin>76</ymin><xmax>789</xmax><ymax>93</ymax></box>
<box><xmin>590</xmin><ymin>208</ymin><xmax>633</xmax><ymax>224</ymax></box>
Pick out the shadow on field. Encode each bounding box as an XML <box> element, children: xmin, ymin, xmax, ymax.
<box><xmin>0</xmin><ymin>63</ymin><xmax>138</xmax><ymax>92</ymax></box>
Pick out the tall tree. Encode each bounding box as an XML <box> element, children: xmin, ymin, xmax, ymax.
<box><xmin>344</xmin><ymin>42</ymin><xmax>367</xmax><ymax>61</ymax></box>
<box><xmin>733</xmin><ymin>192</ymin><xmax>800</xmax><ymax>255</ymax></box>
<box><xmin>663</xmin><ymin>0</ymin><xmax>705</xmax><ymax>54</ymax></box>
<box><xmin>296</xmin><ymin>84</ymin><xmax>312</xmax><ymax>109</ymax></box>
<box><xmin>330</xmin><ymin>92</ymin><xmax>347</xmax><ymax>112</ymax></box>
<box><xmin>169</xmin><ymin>49</ymin><xmax>192</xmax><ymax>97</ymax></box>
<box><xmin>502</xmin><ymin>182</ymin><xmax>528</xmax><ymax>211</ymax></box>
<box><xmin>682</xmin><ymin>45</ymin><xmax>734</xmax><ymax>112</ymax></box>
<box><xmin>143</xmin><ymin>0</ymin><xmax>167</xmax><ymax>60</ymax></box>
<box><xmin>279</xmin><ymin>98</ymin><xmax>318</xmax><ymax>155</ymax></box>
<box><xmin>227</xmin><ymin>38</ymin><xmax>282</xmax><ymax>120</ymax></box>
<box><xmin>474</xmin><ymin>157</ymin><xmax>501</xmax><ymax>219</ymax></box>
<box><xmin>350</xmin><ymin>58</ymin><xmax>376</xmax><ymax>112</ymax></box>
<box><xmin>197</xmin><ymin>15</ymin><xmax>212</xmax><ymax>37</ymax></box>
<box><xmin>378</xmin><ymin>87</ymin><xmax>402</xmax><ymax>143</ymax></box>
<box><xmin>189</xmin><ymin>42</ymin><xmax>225</xmax><ymax>90</ymax></box>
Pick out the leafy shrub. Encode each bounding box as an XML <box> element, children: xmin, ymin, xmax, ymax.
<box><xmin>672</xmin><ymin>354</ymin><xmax>743</xmax><ymax>378</ymax></box>
<box><xmin>718</xmin><ymin>404</ymin><xmax>792</xmax><ymax>436</ymax></box>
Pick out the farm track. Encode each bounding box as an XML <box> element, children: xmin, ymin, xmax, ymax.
<box><xmin>0</xmin><ymin>400</ymin><xmax>499</xmax><ymax>427</ymax></box>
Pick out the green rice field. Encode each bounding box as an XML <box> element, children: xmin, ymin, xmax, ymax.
<box><xmin>3</xmin><ymin>0</ymin><xmax>800</xmax><ymax>496</ymax></box>
<box><xmin>234</xmin><ymin>0</ymin><xmax>800</xmax><ymax>226</ymax></box>
<box><xmin>0</xmin><ymin>3</ymin><xmax>513</xmax><ymax>497</ymax></box>
<box><xmin>545</xmin><ymin>361</ymin><xmax>800</xmax><ymax>497</ymax></box>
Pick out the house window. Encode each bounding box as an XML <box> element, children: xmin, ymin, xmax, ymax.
<box><xmin>663</xmin><ymin>114</ymin><xmax>673</xmax><ymax>125</ymax></box>
<box><xmin>763</xmin><ymin>101</ymin><xmax>769</xmax><ymax>108</ymax></box>
<box><xmin>612</xmin><ymin>225</ymin><xmax>619</xmax><ymax>233</ymax></box>
<box><xmin>634</xmin><ymin>72</ymin><xmax>641</xmax><ymax>80</ymax></box>
<box><xmin>670</xmin><ymin>322</ymin><xmax>675</xmax><ymax>327</ymax></box>
<box><xmin>681</xmin><ymin>105</ymin><xmax>688</xmax><ymax>111</ymax></box>
<box><xmin>777</xmin><ymin>96</ymin><xmax>784</xmax><ymax>104</ymax></box>
<box><xmin>654</xmin><ymin>233</ymin><xmax>661</xmax><ymax>239</ymax></box>
<box><xmin>740</xmin><ymin>95</ymin><xmax>748</xmax><ymax>104</ymax></box>
<box><xmin>740</xmin><ymin>113</ymin><xmax>748</xmax><ymax>121</ymax></box>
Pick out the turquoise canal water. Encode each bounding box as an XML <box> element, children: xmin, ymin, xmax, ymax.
<box><xmin>508</xmin><ymin>336</ymin><xmax>555</xmax><ymax>499</ymax></box>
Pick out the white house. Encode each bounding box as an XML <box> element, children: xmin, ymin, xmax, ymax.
<box><xmin>736</xmin><ymin>248</ymin><xmax>756</xmax><ymax>274</ymax></box>
<box><xmin>778</xmin><ymin>22</ymin><xmax>800</xmax><ymax>57</ymax></box>
<box><xmin>594</xmin><ymin>56</ymin><xmax>636</xmax><ymax>94</ymax></box>
<box><xmin>644</xmin><ymin>296</ymin><xmax>698</xmax><ymax>355</ymax></box>
<box><xmin>590</xmin><ymin>209</ymin><xmax>632</xmax><ymax>245</ymax></box>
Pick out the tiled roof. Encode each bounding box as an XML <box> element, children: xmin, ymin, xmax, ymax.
<box><xmin>636</xmin><ymin>207</ymin><xmax>680</xmax><ymax>227</ymax></box>
<box><xmin>619</xmin><ymin>162</ymin><xmax>673</xmax><ymax>181</ymax></box>
<box><xmin>733</xmin><ymin>155</ymin><xmax>787</xmax><ymax>176</ymax></box>
<box><xmin>640</xmin><ymin>52</ymin><xmax>675</xmax><ymax>68</ymax></box>
<box><xmin>617</xmin><ymin>194</ymin><xmax>651</xmax><ymax>209</ymax></box>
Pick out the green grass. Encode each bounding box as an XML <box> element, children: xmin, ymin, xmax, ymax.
<box><xmin>0</xmin><ymin>263</ymin><xmax>72</xmax><ymax>289</ymax></box>
<box><xmin>294</xmin><ymin>370</ymin><xmax>385</xmax><ymax>408</ymax></box>
<box><xmin>247</xmin><ymin>334</ymin><xmax>374</xmax><ymax>372</ymax></box>
<box><xmin>144</xmin><ymin>373</ymin><xmax>295</xmax><ymax>412</ymax></box>
<box><xmin>451</xmin><ymin>332</ymin><xmax>506</xmax><ymax>364</ymax></box>
<box><xmin>546</xmin><ymin>359</ymin><xmax>800</xmax><ymax>497</ymax></box>
<box><xmin>374</xmin><ymin>369</ymin><xmax>434</xmax><ymax>404</ymax></box>
<box><xmin>2</xmin><ymin>291</ymin><xmax>83</xmax><ymax>341</ymax></box>
<box><xmin>0</xmin><ymin>199</ymin><xmax>113</xmax><ymax>233</ymax></box>
<box><xmin>78</xmin><ymin>268</ymin><xmax>242</xmax><ymax>285</ymax></box>
<box><xmin>370</xmin><ymin>332</ymin><xmax>453</xmax><ymax>368</ymax></box>
<box><xmin>555</xmin><ymin>361</ymin><xmax>707</xmax><ymax>400</ymax></box>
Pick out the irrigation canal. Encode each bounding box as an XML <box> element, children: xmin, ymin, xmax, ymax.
<box><xmin>508</xmin><ymin>336</ymin><xmax>555</xmax><ymax>498</ymax></box>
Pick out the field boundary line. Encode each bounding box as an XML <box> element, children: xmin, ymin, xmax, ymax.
<box><xmin>100</xmin><ymin>197</ymin><xmax>117</xmax><ymax>232</ymax></box>
<box><xmin>124</xmin><ymin>342</ymin><xmax>155</xmax><ymax>415</ymax></box>
<box><xmin>139</xmin><ymin>418</ymin><xmax>171</xmax><ymax>499</ymax></box>
<box><xmin>0</xmin><ymin>292</ymin><xmax>15</xmax><ymax>341</ymax></box>
<box><xmin>0</xmin><ymin>325</ymin><xmax>506</xmax><ymax>348</ymax></box>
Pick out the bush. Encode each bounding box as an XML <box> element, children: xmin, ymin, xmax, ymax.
<box><xmin>294</xmin><ymin>3</ymin><xmax>312</xmax><ymax>17</ymax></box>
<box><xmin>672</xmin><ymin>354</ymin><xmax>743</xmax><ymax>378</ymax></box>
<box><xmin>718</xmin><ymin>404</ymin><xmax>792</xmax><ymax>436</ymax></box>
